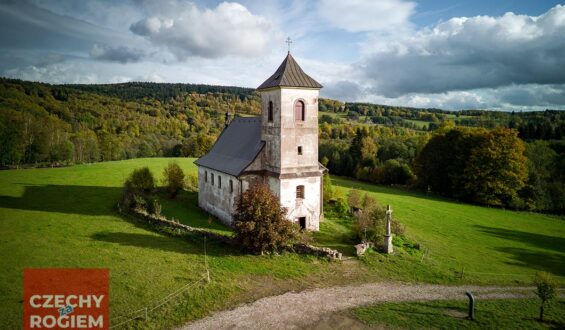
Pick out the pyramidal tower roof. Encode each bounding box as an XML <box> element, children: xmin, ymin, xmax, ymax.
<box><xmin>257</xmin><ymin>52</ymin><xmax>322</xmax><ymax>90</ymax></box>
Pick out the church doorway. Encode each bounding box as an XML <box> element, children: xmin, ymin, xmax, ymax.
<box><xmin>297</xmin><ymin>217</ymin><xmax>306</xmax><ymax>230</ymax></box>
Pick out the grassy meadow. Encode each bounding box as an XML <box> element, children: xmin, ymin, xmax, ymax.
<box><xmin>0</xmin><ymin>158</ymin><xmax>359</xmax><ymax>329</ymax></box>
<box><xmin>0</xmin><ymin>157</ymin><xmax>564</xmax><ymax>328</ymax></box>
<box><xmin>329</xmin><ymin>177</ymin><xmax>565</xmax><ymax>284</ymax></box>
<box><xmin>352</xmin><ymin>298</ymin><xmax>565</xmax><ymax>329</ymax></box>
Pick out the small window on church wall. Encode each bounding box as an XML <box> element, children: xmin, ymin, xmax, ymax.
<box><xmin>297</xmin><ymin>146</ymin><xmax>303</xmax><ymax>155</ymax></box>
<box><xmin>205</xmin><ymin>171</ymin><xmax>208</xmax><ymax>183</ymax></box>
<box><xmin>211</xmin><ymin>173</ymin><xmax>214</xmax><ymax>185</ymax></box>
<box><xmin>218</xmin><ymin>175</ymin><xmax>222</xmax><ymax>188</ymax></box>
<box><xmin>268</xmin><ymin>101</ymin><xmax>273</xmax><ymax>122</ymax></box>
<box><xmin>296</xmin><ymin>185</ymin><xmax>305</xmax><ymax>199</ymax></box>
<box><xmin>230</xmin><ymin>179</ymin><xmax>233</xmax><ymax>193</ymax></box>
<box><xmin>294</xmin><ymin>100</ymin><xmax>305</xmax><ymax>121</ymax></box>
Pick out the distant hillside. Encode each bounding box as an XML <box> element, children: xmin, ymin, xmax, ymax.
<box><xmin>0</xmin><ymin>78</ymin><xmax>260</xmax><ymax>166</ymax></box>
<box><xmin>1</xmin><ymin>77</ymin><xmax>564</xmax><ymax>168</ymax></box>
<box><xmin>2</xmin><ymin>77</ymin><xmax>564</xmax><ymax>213</ymax></box>
<box><xmin>320</xmin><ymin>98</ymin><xmax>565</xmax><ymax>136</ymax></box>
<box><xmin>65</xmin><ymin>81</ymin><xmax>256</xmax><ymax>101</ymax></box>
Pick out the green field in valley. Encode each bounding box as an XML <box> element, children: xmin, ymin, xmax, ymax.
<box><xmin>0</xmin><ymin>158</ymin><xmax>564</xmax><ymax>328</ymax></box>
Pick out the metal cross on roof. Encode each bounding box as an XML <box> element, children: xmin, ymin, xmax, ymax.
<box><xmin>285</xmin><ymin>37</ymin><xmax>293</xmax><ymax>53</ymax></box>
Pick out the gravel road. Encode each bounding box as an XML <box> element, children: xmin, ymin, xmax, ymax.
<box><xmin>179</xmin><ymin>283</ymin><xmax>538</xmax><ymax>330</ymax></box>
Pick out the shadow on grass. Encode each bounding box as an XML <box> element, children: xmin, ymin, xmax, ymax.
<box><xmin>91</xmin><ymin>231</ymin><xmax>237</xmax><ymax>257</ymax></box>
<box><xmin>494</xmin><ymin>247</ymin><xmax>565</xmax><ymax>277</ymax></box>
<box><xmin>0</xmin><ymin>184</ymin><xmax>230</xmax><ymax>236</ymax></box>
<box><xmin>475</xmin><ymin>225</ymin><xmax>565</xmax><ymax>254</ymax></box>
<box><xmin>476</xmin><ymin>225</ymin><xmax>565</xmax><ymax>276</ymax></box>
<box><xmin>0</xmin><ymin>184</ymin><xmax>121</xmax><ymax>216</ymax></box>
<box><xmin>0</xmin><ymin>184</ymin><xmax>241</xmax><ymax>257</ymax></box>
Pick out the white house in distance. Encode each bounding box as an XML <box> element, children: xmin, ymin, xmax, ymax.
<box><xmin>194</xmin><ymin>52</ymin><xmax>326</xmax><ymax>231</ymax></box>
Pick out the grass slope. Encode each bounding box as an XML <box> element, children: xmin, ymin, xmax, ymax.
<box><xmin>1</xmin><ymin>158</ymin><xmax>564</xmax><ymax>328</ymax></box>
<box><xmin>330</xmin><ymin>176</ymin><xmax>565</xmax><ymax>284</ymax></box>
<box><xmin>0</xmin><ymin>158</ymin><xmax>353</xmax><ymax>329</ymax></box>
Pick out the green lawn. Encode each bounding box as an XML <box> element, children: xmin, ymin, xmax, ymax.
<box><xmin>0</xmin><ymin>158</ymin><xmax>356</xmax><ymax>329</ymax></box>
<box><xmin>329</xmin><ymin>176</ymin><xmax>565</xmax><ymax>284</ymax></box>
<box><xmin>352</xmin><ymin>298</ymin><xmax>565</xmax><ymax>329</ymax></box>
<box><xmin>158</xmin><ymin>191</ymin><xmax>233</xmax><ymax>235</ymax></box>
<box><xmin>1</xmin><ymin>158</ymin><xmax>564</xmax><ymax>328</ymax></box>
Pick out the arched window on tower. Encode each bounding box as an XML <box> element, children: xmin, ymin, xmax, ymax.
<box><xmin>294</xmin><ymin>100</ymin><xmax>305</xmax><ymax>122</ymax></box>
<box><xmin>268</xmin><ymin>101</ymin><xmax>273</xmax><ymax>122</ymax></box>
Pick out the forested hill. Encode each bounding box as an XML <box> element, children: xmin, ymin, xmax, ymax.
<box><xmin>2</xmin><ymin>78</ymin><xmax>565</xmax><ymax>213</ymax></box>
<box><xmin>66</xmin><ymin>81</ymin><xmax>255</xmax><ymax>101</ymax></box>
<box><xmin>2</xmin><ymin>77</ymin><xmax>565</xmax><ymax>169</ymax></box>
<box><xmin>0</xmin><ymin>78</ymin><xmax>261</xmax><ymax>166</ymax></box>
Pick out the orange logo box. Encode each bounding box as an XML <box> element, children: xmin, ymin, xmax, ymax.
<box><xmin>24</xmin><ymin>269</ymin><xmax>109</xmax><ymax>329</ymax></box>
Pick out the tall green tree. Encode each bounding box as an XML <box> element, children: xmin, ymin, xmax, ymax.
<box><xmin>462</xmin><ymin>127</ymin><xmax>528</xmax><ymax>206</ymax></box>
<box><xmin>522</xmin><ymin>141</ymin><xmax>557</xmax><ymax>211</ymax></box>
<box><xmin>162</xmin><ymin>162</ymin><xmax>185</xmax><ymax>198</ymax></box>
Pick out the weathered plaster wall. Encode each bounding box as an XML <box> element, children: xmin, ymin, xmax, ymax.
<box><xmin>279</xmin><ymin>176</ymin><xmax>321</xmax><ymax>231</ymax></box>
<box><xmin>197</xmin><ymin>166</ymin><xmax>239</xmax><ymax>226</ymax></box>
<box><xmin>260</xmin><ymin>88</ymin><xmax>320</xmax><ymax>174</ymax></box>
<box><xmin>259</xmin><ymin>87</ymin><xmax>323</xmax><ymax>230</ymax></box>
<box><xmin>279</xmin><ymin>88</ymin><xmax>320</xmax><ymax>174</ymax></box>
<box><xmin>260</xmin><ymin>89</ymin><xmax>282</xmax><ymax>173</ymax></box>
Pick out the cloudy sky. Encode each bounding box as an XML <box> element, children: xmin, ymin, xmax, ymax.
<box><xmin>1</xmin><ymin>0</ymin><xmax>565</xmax><ymax>111</ymax></box>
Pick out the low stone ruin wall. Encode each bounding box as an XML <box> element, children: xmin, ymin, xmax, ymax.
<box><xmin>121</xmin><ymin>206</ymin><xmax>343</xmax><ymax>260</ymax></box>
<box><xmin>122</xmin><ymin>207</ymin><xmax>235</xmax><ymax>245</ymax></box>
<box><xmin>291</xmin><ymin>244</ymin><xmax>343</xmax><ymax>261</ymax></box>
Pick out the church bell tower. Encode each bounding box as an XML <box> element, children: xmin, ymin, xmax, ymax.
<box><xmin>257</xmin><ymin>51</ymin><xmax>324</xmax><ymax>230</ymax></box>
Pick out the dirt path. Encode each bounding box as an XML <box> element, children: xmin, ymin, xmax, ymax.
<box><xmin>179</xmin><ymin>283</ymin><xmax>538</xmax><ymax>330</ymax></box>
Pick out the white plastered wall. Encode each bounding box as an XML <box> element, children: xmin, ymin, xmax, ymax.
<box><xmin>197</xmin><ymin>166</ymin><xmax>239</xmax><ymax>226</ymax></box>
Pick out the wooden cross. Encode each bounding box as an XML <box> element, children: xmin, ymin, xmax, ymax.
<box><xmin>285</xmin><ymin>37</ymin><xmax>293</xmax><ymax>53</ymax></box>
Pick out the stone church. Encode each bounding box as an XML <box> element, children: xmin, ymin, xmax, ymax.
<box><xmin>195</xmin><ymin>52</ymin><xmax>326</xmax><ymax>231</ymax></box>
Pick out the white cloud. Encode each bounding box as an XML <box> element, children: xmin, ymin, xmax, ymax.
<box><xmin>318</xmin><ymin>0</ymin><xmax>416</xmax><ymax>33</ymax></box>
<box><xmin>130</xmin><ymin>1</ymin><xmax>275</xmax><ymax>59</ymax></box>
<box><xmin>340</xmin><ymin>84</ymin><xmax>565</xmax><ymax>111</ymax></box>
<box><xmin>4</xmin><ymin>63</ymin><xmax>100</xmax><ymax>84</ymax></box>
<box><xmin>358</xmin><ymin>5</ymin><xmax>565</xmax><ymax>97</ymax></box>
<box><xmin>2</xmin><ymin>1</ymin><xmax>564</xmax><ymax>112</ymax></box>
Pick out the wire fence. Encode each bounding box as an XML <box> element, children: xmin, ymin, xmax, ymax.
<box><xmin>110</xmin><ymin>237</ymin><xmax>211</xmax><ymax>328</ymax></box>
<box><xmin>110</xmin><ymin>274</ymin><xmax>208</xmax><ymax>328</ymax></box>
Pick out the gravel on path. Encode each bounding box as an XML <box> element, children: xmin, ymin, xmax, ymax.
<box><xmin>179</xmin><ymin>282</ymin><xmax>538</xmax><ymax>330</ymax></box>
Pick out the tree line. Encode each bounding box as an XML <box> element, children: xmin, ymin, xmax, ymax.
<box><xmin>0</xmin><ymin>78</ymin><xmax>260</xmax><ymax>167</ymax></box>
<box><xmin>1</xmin><ymin>78</ymin><xmax>564</xmax><ymax>213</ymax></box>
<box><xmin>319</xmin><ymin>119</ymin><xmax>565</xmax><ymax>213</ymax></box>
